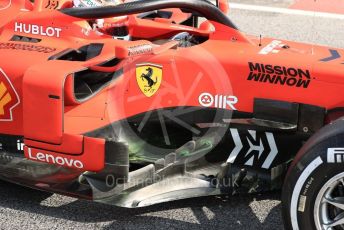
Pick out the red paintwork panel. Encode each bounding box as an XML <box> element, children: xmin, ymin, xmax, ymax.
<box><xmin>25</xmin><ymin>134</ymin><xmax>83</xmax><ymax>155</ymax></box>
<box><xmin>1</xmin><ymin>0</ymin><xmax>344</xmax><ymax>171</ymax></box>
<box><xmin>24</xmin><ymin>136</ymin><xmax>105</xmax><ymax>172</ymax></box>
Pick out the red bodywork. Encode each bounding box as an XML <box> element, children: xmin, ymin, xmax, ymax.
<box><xmin>0</xmin><ymin>0</ymin><xmax>343</xmax><ymax>173</ymax></box>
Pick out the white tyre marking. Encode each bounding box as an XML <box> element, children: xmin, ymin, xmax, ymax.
<box><xmin>298</xmin><ymin>195</ymin><xmax>307</xmax><ymax>212</ymax></box>
<box><xmin>290</xmin><ymin>156</ymin><xmax>323</xmax><ymax>230</ymax></box>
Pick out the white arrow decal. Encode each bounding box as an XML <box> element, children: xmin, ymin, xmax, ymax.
<box><xmin>262</xmin><ymin>132</ymin><xmax>278</xmax><ymax>169</ymax></box>
<box><xmin>245</xmin><ymin>130</ymin><xmax>264</xmax><ymax>166</ymax></box>
<box><xmin>227</xmin><ymin>129</ymin><xmax>279</xmax><ymax>169</ymax></box>
<box><xmin>227</xmin><ymin>128</ymin><xmax>243</xmax><ymax>163</ymax></box>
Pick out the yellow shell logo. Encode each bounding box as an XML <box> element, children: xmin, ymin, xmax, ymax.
<box><xmin>0</xmin><ymin>69</ymin><xmax>20</xmax><ymax>121</ymax></box>
<box><xmin>136</xmin><ymin>63</ymin><xmax>162</xmax><ymax>97</ymax></box>
<box><xmin>0</xmin><ymin>82</ymin><xmax>12</xmax><ymax>116</ymax></box>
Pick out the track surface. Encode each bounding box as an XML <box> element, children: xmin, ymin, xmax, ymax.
<box><xmin>2</xmin><ymin>1</ymin><xmax>343</xmax><ymax>229</ymax></box>
<box><xmin>0</xmin><ymin>180</ymin><xmax>282</xmax><ymax>229</ymax></box>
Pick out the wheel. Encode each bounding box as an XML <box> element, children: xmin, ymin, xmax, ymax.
<box><xmin>282</xmin><ymin>119</ymin><xmax>344</xmax><ymax>230</ymax></box>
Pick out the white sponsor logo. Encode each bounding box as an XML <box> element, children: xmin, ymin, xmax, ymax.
<box><xmin>199</xmin><ymin>92</ymin><xmax>238</xmax><ymax>110</ymax></box>
<box><xmin>81</xmin><ymin>27</ymin><xmax>91</xmax><ymax>36</ymax></box>
<box><xmin>14</xmin><ymin>22</ymin><xmax>62</xmax><ymax>38</ymax></box>
<box><xmin>227</xmin><ymin>128</ymin><xmax>278</xmax><ymax>169</ymax></box>
<box><xmin>74</xmin><ymin>0</ymin><xmax>102</xmax><ymax>7</ymax></box>
<box><xmin>327</xmin><ymin>148</ymin><xmax>344</xmax><ymax>163</ymax></box>
<box><xmin>128</xmin><ymin>44</ymin><xmax>153</xmax><ymax>56</ymax></box>
<box><xmin>17</xmin><ymin>139</ymin><xmax>24</xmax><ymax>151</ymax></box>
<box><xmin>259</xmin><ymin>40</ymin><xmax>286</xmax><ymax>55</ymax></box>
<box><xmin>28</xmin><ymin>148</ymin><xmax>84</xmax><ymax>169</ymax></box>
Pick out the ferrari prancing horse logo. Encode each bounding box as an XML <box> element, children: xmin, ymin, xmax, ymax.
<box><xmin>136</xmin><ymin>63</ymin><xmax>162</xmax><ymax>97</ymax></box>
<box><xmin>0</xmin><ymin>69</ymin><xmax>20</xmax><ymax>121</ymax></box>
<box><xmin>45</xmin><ymin>0</ymin><xmax>60</xmax><ymax>10</ymax></box>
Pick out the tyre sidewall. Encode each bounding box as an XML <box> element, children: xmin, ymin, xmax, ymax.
<box><xmin>283</xmin><ymin>135</ymin><xmax>344</xmax><ymax>230</ymax></box>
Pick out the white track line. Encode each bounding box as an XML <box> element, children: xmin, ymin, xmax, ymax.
<box><xmin>229</xmin><ymin>3</ymin><xmax>344</xmax><ymax>20</ymax></box>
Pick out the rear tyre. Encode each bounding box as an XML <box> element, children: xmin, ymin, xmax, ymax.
<box><xmin>282</xmin><ymin>123</ymin><xmax>344</xmax><ymax>230</ymax></box>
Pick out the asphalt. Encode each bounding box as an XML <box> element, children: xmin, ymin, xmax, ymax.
<box><xmin>230</xmin><ymin>3</ymin><xmax>344</xmax><ymax>48</ymax></box>
<box><xmin>2</xmin><ymin>1</ymin><xmax>343</xmax><ymax>229</ymax></box>
<box><xmin>0</xmin><ymin>180</ymin><xmax>283</xmax><ymax>229</ymax></box>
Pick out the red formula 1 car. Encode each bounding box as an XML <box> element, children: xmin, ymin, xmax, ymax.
<box><xmin>1</xmin><ymin>0</ymin><xmax>344</xmax><ymax>229</ymax></box>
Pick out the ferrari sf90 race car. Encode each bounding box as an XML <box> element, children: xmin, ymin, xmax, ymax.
<box><xmin>1</xmin><ymin>0</ymin><xmax>344</xmax><ymax>229</ymax></box>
